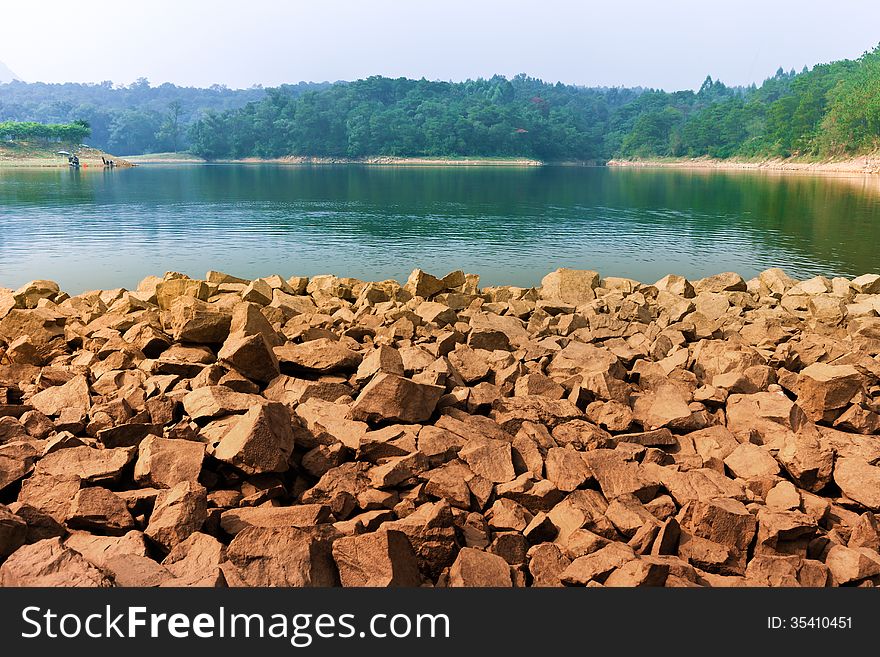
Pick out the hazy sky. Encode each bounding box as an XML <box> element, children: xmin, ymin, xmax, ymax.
<box><xmin>2</xmin><ymin>1</ymin><xmax>879</xmax><ymax>90</ymax></box>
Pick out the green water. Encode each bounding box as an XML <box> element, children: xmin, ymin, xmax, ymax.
<box><xmin>0</xmin><ymin>164</ymin><xmax>878</xmax><ymax>293</ymax></box>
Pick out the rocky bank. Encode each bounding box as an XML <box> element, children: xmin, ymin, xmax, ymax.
<box><xmin>1</xmin><ymin>266</ymin><xmax>879</xmax><ymax>587</ymax></box>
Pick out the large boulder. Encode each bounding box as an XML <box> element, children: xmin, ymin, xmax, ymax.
<box><xmin>350</xmin><ymin>374</ymin><xmax>444</xmax><ymax>424</ymax></box>
<box><xmin>540</xmin><ymin>268</ymin><xmax>600</xmax><ymax>305</ymax></box>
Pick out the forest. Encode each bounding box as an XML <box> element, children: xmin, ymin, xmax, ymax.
<box><xmin>2</xmin><ymin>46</ymin><xmax>878</xmax><ymax>160</ymax></box>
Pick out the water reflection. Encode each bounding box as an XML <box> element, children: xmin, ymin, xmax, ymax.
<box><xmin>0</xmin><ymin>164</ymin><xmax>878</xmax><ymax>292</ymax></box>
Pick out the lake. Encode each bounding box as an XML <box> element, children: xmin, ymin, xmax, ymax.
<box><xmin>1</xmin><ymin>164</ymin><xmax>878</xmax><ymax>294</ymax></box>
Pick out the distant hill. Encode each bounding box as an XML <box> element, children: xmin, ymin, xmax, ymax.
<box><xmin>0</xmin><ymin>60</ymin><xmax>19</xmax><ymax>83</ymax></box>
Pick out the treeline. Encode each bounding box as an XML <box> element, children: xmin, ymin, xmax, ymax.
<box><xmin>0</xmin><ymin>79</ymin><xmax>325</xmax><ymax>154</ymax></box>
<box><xmin>4</xmin><ymin>46</ymin><xmax>879</xmax><ymax>160</ymax></box>
<box><xmin>0</xmin><ymin>120</ymin><xmax>90</xmax><ymax>144</ymax></box>
<box><xmin>187</xmin><ymin>46</ymin><xmax>880</xmax><ymax>161</ymax></box>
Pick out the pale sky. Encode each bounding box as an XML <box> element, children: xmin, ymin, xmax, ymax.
<box><xmin>2</xmin><ymin>0</ymin><xmax>878</xmax><ymax>90</ymax></box>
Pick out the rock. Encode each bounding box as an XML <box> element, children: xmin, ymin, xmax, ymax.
<box><xmin>0</xmin><ymin>504</ymin><xmax>27</xmax><ymax>558</ymax></box>
<box><xmin>332</xmin><ymin>530</ymin><xmax>421</xmax><ymax>586</ymax></box>
<box><xmin>224</xmin><ymin>527</ymin><xmax>338</xmax><ymax>586</ymax></box>
<box><xmin>405</xmin><ymin>269</ymin><xmax>445</xmax><ymax>298</ymax></box>
<box><xmin>824</xmin><ymin>544</ymin><xmax>880</xmax><ymax>584</ymax></box>
<box><xmin>604</xmin><ymin>557</ymin><xmax>669</xmax><ymax>587</ymax></box>
<box><xmin>460</xmin><ymin>438</ymin><xmax>516</xmax><ymax>483</ymax></box>
<box><xmin>540</xmin><ymin>268</ymin><xmax>600</xmax><ymax>304</ymax></box>
<box><xmin>28</xmin><ymin>374</ymin><xmax>90</xmax><ymax>418</ymax></box>
<box><xmin>35</xmin><ymin>446</ymin><xmax>133</xmax><ymax>485</ymax></box>
<box><xmin>274</xmin><ymin>338</ymin><xmax>361</xmax><ymax>373</ymax></box>
<box><xmin>220</xmin><ymin>504</ymin><xmax>332</xmax><ymax>535</ymax></box>
<box><xmin>145</xmin><ymin>481</ymin><xmax>208</xmax><ymax>551</ymax></box>
<box><xmin>723</xmin><ymin>443</ymin><xmax>780</xmax><ymax>479</ymax></box>
<box><xmin>544</xmin><ymin>447</ymin><xmax>593</xmax><ymax>492</ymax></box>
<box><xmin>560</xmin><ymin>542</ymin><xmax>635</xmax><ymax>585</ymax></box>
<box><xmin>796</xmin><ymin>363</ymin><xmax>863</xmax><ymax>421</ymax></box>
<box><xmin>0</xmin><ymin>537</ymin><xmax>113</xmax><ymax>587</ymax></box>
<box><xmin>66</xmin><ymin>487</ymin><xmax>136</xmax><ymax>535</ymax></box>
<box><xmin>210</xmin><ymin>403</ymin><xmax>296</xmax><ymax>475</ymax></box>
<box><xmin>654</xmin><ymin>274</ymin><xmax>695</xmax><ymax>298</ymax></box>
<box><xmin>632</xmin><ymin>384</ymin><xmax>692</xmax><ymax>430</ymax></box>
<box><xmin>694</xmin><ymin>272</ymin><xmax>747</xmax><ymax>294</ymax></box>
<box><xmin>218</xmin><ymin>333</ymin><xmax>280</xmax><ymax>383</ymax></box>
<box><xmin>581</xmin><ymin>450</ymin><xmax>659</xmax><ymax>502</ymax></box>
<box><xmin>182</xmin><ymin>386</ymin><xmax>266</xmax><ymax>421</ymax></box>
<box><xmin>18</xmin><ymin>472</ymin><xmax>82</xmax><ymax>522</ymax></box>
<box><xmin>766</xmin><ymin>481</ymin><xmax>801</xmax><ymax>511</ymax></box>
<box><xmin>350</xmin><ymin>374</ymin><xmax>444</xmax><ymax>424</ymax></box>
<box><xmin>776</xmin><ymin>428</ymin><xmax>833</xmax><ymax>493</ymax></box>
<box><xmin>161</xmin><ymin>532</ymin><xmax>226</xmax><ymax>585</ymax></box>
<box><xmin>851</xmin><ymin>273</ymin><xmax>880</xmax><ymax>294</ymax></box>
<box><xmin>491</xmin><ymin>395</ymin><xmax>583</xmax><ymax>433</ymax></box>
<box><xmin>134</xmin><ymin>436</ymin><xmax>205</xmax><ymax>488</ymax></box>
<box><xmin>12</xmin><ymin>280</ymin><xmax>59</xmax><ymax>308</ymax></box>
<box><xmin>355</xmin><ymin>345</ymin><xmax>404</xmax><ymax>385</ymax></box>
<box><xmin>448</xmin><ymin>547</ymin><xmax>512</xmax><ymax>587</ymax></box>
<box><xmin>833</xmin><ymin>458</ymin><xmax>880</xmax><ymax>511</ymax></box>
<box><xmin>169</xmin><ymin>296</ymin><xmax>230</xmax><ymax>343</ymax></box>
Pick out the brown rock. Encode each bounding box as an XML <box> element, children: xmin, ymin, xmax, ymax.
<box><xmin>544</xmin><ymin>447</ymin><xmax>593</xmax><ymax>492</ymax></box>
<box><xmin>604</xmin><ymin>557</ymin><xmax>669</xmax><ymax>586</ymax></box>
<box><xmin>219</xmin><ymin>504</ymin><xmax>332</xmax><ymax>535</ymax></box>
<box><xmin>134</xmin><ymin>436</ymin><xmax>205</xmax><ymax>488</ymax></box>
<box><xmin>66</xmin><ymin>487</ymin><xmax>136</xmax><ymax>535</ymax></box>
<box><xmin>156</xmin><ymin>277</ymin><xmax>209</xmax><ymax>310</ymax></box>
<box><xmin>632</xmin><ymin>384</ymin><xmax>692</xmax><ymax>430</ymax></box>
<box><xmin>0</xmin><ymin>504</ymin><xmax>27</xmax><ymax>558</ymax></box>
<box><xmin>161</xmin><ymin>532</ymin><xmax>226</xmax><ymax>585</ymax></box>
<box><xmin>182</xmin><ymin>386</ymin><xmax>266</xmax><ymax>421</ymax></box>
<box><xmin>448</xmin><ymin>547</ymin><xmax>512</xmax><ymax>587</ymax></box>
<box><xmin>18</xmin><ymin>472</ymin><xmax>82</xmax><ymax>521</ymax></box>
<box><xmin>460</xmin><ymin>437</ymin><xmax>516</xmax><ymax>483</ymax></box>
<box><xmin>350</xmin><ymin>374</ymin><xmax>444</xmax><ymax>424</ymax></box>
<box><xmin>540</xmin><ymin>268</ymin><xmax>600</xmax><ymax>304</ymax></box>
<box><xmin>723</xmin><ymin>443</ymin><xmax>780</xmax><ymax>479</ymax></box>
<box><xmin>491</xmin><ymin>395</ymin><xmax>583</xmax><ymax>433</ymax></box>
<box><xmin>332</xmin><ymin>530</ymin><xmax>421</xmax><ymax>587</ymax></box>
<box><xmin>824</xmin><ymin>544</ymin><xmax>880</xmax><ymax>584</ymax></box>
<box><xmin>776</xmin><ymin>427</ymin><xmax>833</xmax><ymax>492</ymax></box>
<box><xmin>145</xmin><ymin>481</ymin><xmax>208</xmax><ymax>551</ymax></box>
<box><xmin>560</xmin><ymin>542</ymin><xmax>635</xmax><ymax>585</ymax></box>
<box><xmin>354</xmin><ymin>345</ymin><xmax>405</xmax><ymax>385</ymax></box>
<box><xmin>210</xmin><ymin>403</ymin><xmax>296</xmax><ymax>475</ymax></box>
<box><xmin>168</xmin><ymin>296</ymin><xmax>230</xmax><ymax>343</ymax></box>
<box><xmin>581</xmin><ymin>450</ymin><xmax>659</xmax><ymax>502</ymax></box>
<box><xmin>35</xmin><ymin>446</ymin><xmax>133</xmax><ymax>485</ymax></box>
<box><xmin>796</xmin><ymin>363</ymin><xmax>863</xmax><ymax>421</ymax></box>
<box><xmin>28</xmin><ymin>374</ymin><xmax>90</xmax><ymax>418</ymax></box>
<box><xmin>224</xmin><ymin>527</ymin><xmax>338</xmax><ymax>586</ymax></box>
<box><xmin>275</xmin><ymin>338</ymin><xmax>361</xmax><ymax>373</ymax></box>
<box><xmin>833</xmin><ymin>458</ymin><xmax>880</xmax><ymax>511</ymax></box>
<box><xmin>0</xmin><ymin>537</ymin><xmax>113</xmax><ymax>587</ymax></box>
<box><xmin>218</xmin><ymin>333</ymin><xmax>280</xmax><ymax>383</ymax></box>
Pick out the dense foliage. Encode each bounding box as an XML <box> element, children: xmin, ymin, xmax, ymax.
<box><xmin>4</xmin><ymin>46</ymin><xmax>880</xmax><ymax>159</ymax></box>
<box><xmin>0</xmin><ymin>79</ymin><xmax>323</xmax><ymax>154</ymax></box>
<box><xmin>0</xmin><ymin>120</ymin><xmax>90</xmax><ymax>144</ymax></box>
<box><xmin>187</xmin><ymin>47</ymin><xmax>880</xmax><ymax>161</ymax></box>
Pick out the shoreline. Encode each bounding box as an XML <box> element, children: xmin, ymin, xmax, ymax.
<box><xmin>1</xmin><ymin>266</ymin><xmax>880</xmax><ymax>587</ymax></box>
<box><xmin>125</xmin><ymin>154</ymin><xmax>546</xmax><ymax>167</ymax></box>
<box><xmin>607</xmin><ymin>154</ymin><xmax>880</xmax><ymax>175</ymax></box>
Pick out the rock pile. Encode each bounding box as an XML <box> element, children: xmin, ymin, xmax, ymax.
<box><xmin>1</xmin><ymin>267</ymin><xmax>879</xmax><ymax>587</ymax></box>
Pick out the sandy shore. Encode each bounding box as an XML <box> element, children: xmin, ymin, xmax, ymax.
<box><xmin>0</xmin><ymin>146</ymin><xmax>134</xmax><ymax>169</ymax></box>
<box><xmin>608</xmin><ymin>154</ymin><xmax>880</xmax><ymax>175</ymax></box>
